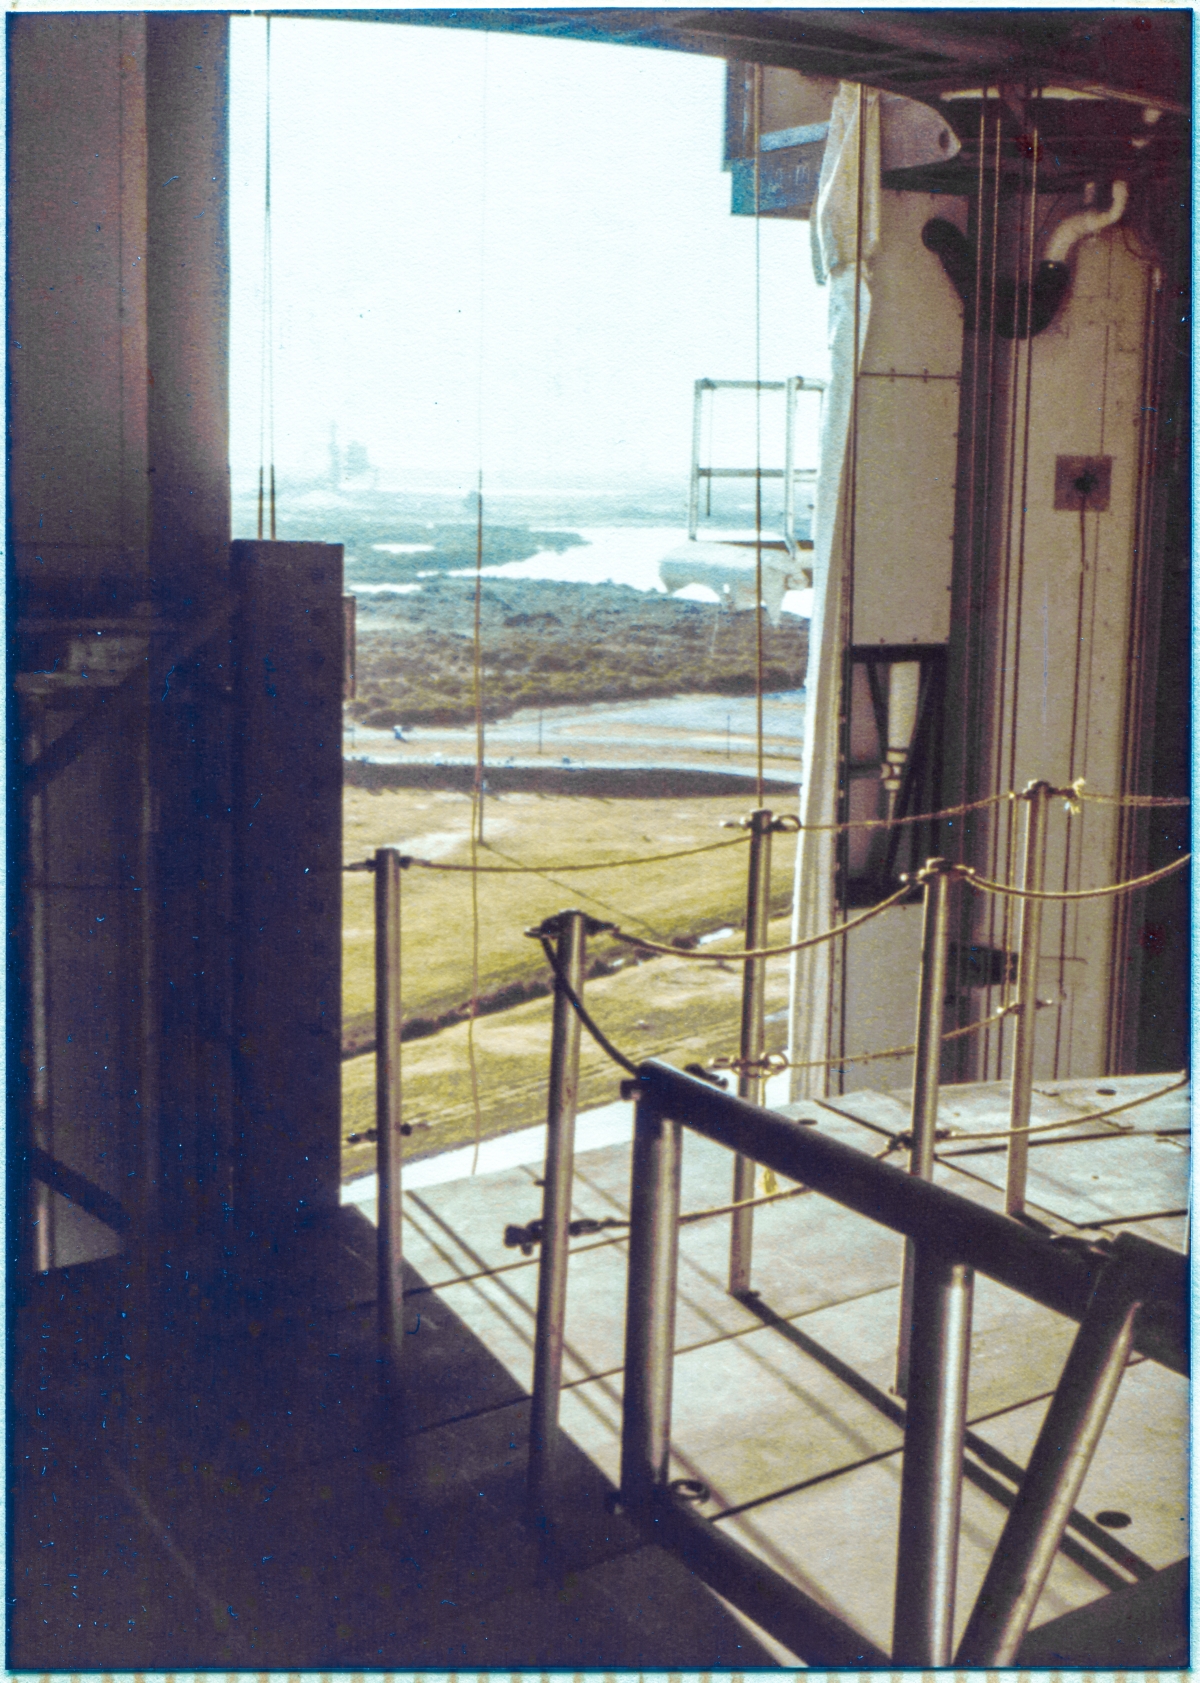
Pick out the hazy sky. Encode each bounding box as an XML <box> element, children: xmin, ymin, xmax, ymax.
<box><xmin>229</xmin><ymin>18</ymin><xmax>831</xmax><ymax>495</ymax></box>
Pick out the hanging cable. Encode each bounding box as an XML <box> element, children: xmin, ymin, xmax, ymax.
<box><xmin>976</xmin><ymin>105</ymin><xmax>1006</xmax><ymax>1079</ymax></box>
<box><xmin>473</xmin><ymin>470</ymin><xmax>485</xmax><ymax>846</ymax></box>
<box><xmin>538</xmin><ymin>935</ymin><xmax>639</xmax><ymax>1077</ymax></box>
<box><xmin>1007</xmin><ymin>115</ymin><xmax>1041</xmax><ymax>802</ymax></box>
<box><xmin>984</xmin><ymin>110</ymin><xmax>1029</xmax><ymax>1074</ymax></box>
<box><xmin>257</xmin><ymin>16</ymin><xmax>276</xmax><ymax>540</ymax></box>
<box><xmin>484</xmin><ymin>840</ymin><xmax>670</xmax><ymax>941</ymax></box>
<box><xmin>466</xmin><ymin>31</ymin><xmax>492</xmax><ymax>1174</ymax></box>
<box><xmin>751</xmin><ymin>62</ymin><xmax>765</xmax><ymax>806</ymax></box>
<box><xmin>945</xmin><ymin>96</ymin><xmax>990</xmax><ymax>1080</ymax></box>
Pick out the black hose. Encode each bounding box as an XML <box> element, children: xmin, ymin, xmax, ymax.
<box><xmin>923</xmin><ymin>218</ymin><xmax>1072</xmax><ymax>338</ymax></box>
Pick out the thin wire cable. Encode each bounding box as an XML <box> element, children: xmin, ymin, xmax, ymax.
<box><xmin>473</xmin><ymin>470</ymin><xmax>485</xmax><ymax>848</ymax></box>
<box><xmin>752</xmin><ymin>62</ymin><xmax>765</xmax><ymax>806</ymax></box>
<box><xmin>466</xmin><ymin>848</ymin><xmax>484</xmax><ymax>1174</ymax></box>
<box><xmin>949</xmin><ymin>93</ymin><xmax>988</xmax><ymax>892</ymax></box>
<box><xmin>257</xmin><ymin>17</ymin><xmax>275</xmax><ymax>541</ymax></box>
<box><xmin>466</xmin><ymin>30</ymin><xmax>491</xmax><ymax>1175</ymax></box>
<box><xmin>978</xmin><ymin>106</ymin><xmax>1005</xmax><ymax>1078</ymax></box>
<box><xmin>1007</xmin><ymin>115</ymin><xmax>1040</xmax><ymax>806</ymax></box>
<box><xmin>484</xmin><ymin>841</ymin><xmax>668</xmax><ymax>938</ymax></box>
<box><xmin>987</xmin><ymin>120</ymin><xmax>1028</xmax><ymax>1074</ymax></box>
<box><xmin>267</xmin><ymin>16</ymin><xmax>276</xmax><ymax>542</ymax></box>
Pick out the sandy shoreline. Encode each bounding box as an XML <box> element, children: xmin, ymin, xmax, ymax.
<box><xmin>344</xmin><ymin>686</ymin><xmax>806</xmax><ymax>782</ymax></box>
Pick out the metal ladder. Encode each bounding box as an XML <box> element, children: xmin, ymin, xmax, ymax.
<box><xmin>687</xmin><ymin>375</ymin><xmax>825</xmax><ymax>568</ymax></box>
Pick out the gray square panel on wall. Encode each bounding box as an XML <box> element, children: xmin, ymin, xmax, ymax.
<box><xmin>849</xmin><ymin>375</ymin><xmax>958</xmax><ymax>647</ymax></box>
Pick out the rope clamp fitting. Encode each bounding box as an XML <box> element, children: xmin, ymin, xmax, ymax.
<box><xmin>907</xmin><ymin>856</ymin><xmax>963</xmax><ymax>886</ymax></box>
<box><xmin>683</xmin><ymin>1062</ymin><xmax>729</xmax><ymax>1089</ymax></box>
<box><xmin>525</xmin><ymin>911</ymin><xmax>616</xmax><ymax>941</ymax></box>
<box><xmin>725</xmin><ymin>811</ymin><xmax>800</xmax><ymax>833</ymax></box>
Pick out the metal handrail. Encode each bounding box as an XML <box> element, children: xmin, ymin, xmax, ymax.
<box><xmin>629</xmin><ymin>1060</ymin><xmax>1186</xmax><ymax>1374</ymax></box>
<box><xmin>687</xmin><ymin>374</ymin><xmax>824</xmax><ymax>561</ymax></box>
<box><xmin>615</xmin><ymin>1057</ymin><xmax>1186</xmax><ymax>1665</ymax></box>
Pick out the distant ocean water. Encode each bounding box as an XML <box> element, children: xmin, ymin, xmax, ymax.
<box><xmin>356</xmin><ymin>524</ymin><xmax>813</xmax><ymax>616</ymax></box>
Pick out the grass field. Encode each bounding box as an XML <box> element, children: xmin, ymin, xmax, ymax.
<box><xmin>341</xmin><ymin>786</ymin><xmax>800</xmax><ymax>1179</ymax></box>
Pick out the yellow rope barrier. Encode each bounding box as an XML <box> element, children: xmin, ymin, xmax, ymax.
<box><xmin>390</xmin><ymin>833</ymin><xmax>751</xmax><ymax>874</ymax></box>
<box><xmin>711</xmin><ymin>1000</ymin><xmax>1020</xmax><ymax>1076</ymax></box>
<box><xmin>1072</xmin><ymin>783</ymin><xmax>1190</xmax><ymax>808</ymax></box>
<box><xmin>676</xmin><ymin>1138</ymin><xmax>897</xmax><ymax>1225</ymax></box>
<box><xmin>940</xmin><ymin>1072</ymin><xmax>1188</xmax><ymax>1142</ymax></box>
<box><xmin>957</xmin><ymin>852</ymin><xmax>1189</xmax><ymax>903</ymax></box>
<box><xmin>610</xmin><ymin>881</ymin><xmax>912</xmax><ymax>963</ymax></box>
<box><xmin>342</xmin><ymin>786</ymin><xmax>1191</xmax><ymax>877</ymax></box>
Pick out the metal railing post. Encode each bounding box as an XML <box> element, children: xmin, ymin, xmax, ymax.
<box><xmin>527</xmin><ymin>908</ymin><xmax>587</xmax><ymax>1518</ymax></box>
<box><xmin>888</xmin><ymin>860</ymin><xmax>971</xmax><ymax>1663</ymax></box>
<box><xmin>619</xmin><ymin>1094</ymin><xmax>683</xmax><ymax>1513</ymax></box>
<box><xmin>729</xmin><ymin>807</ymin><xmax>773</xmax><ymax>1295</ymax></box>
<box><xmin>688</xmin><ymin>379</ymin><xmax>705</xmax><ymax>539</ymax></box>
<box><xmin>891</xmin><ymin>1253</ymin><xmax>974</xmax><ymax>1664</ymax></box>
<box><xmin>896</xmin><ymin>858</ymin><xmax>955</xmax><ymax>1395</ymax></box>
<box><xmin>956</xmin><ymin>1234</ymin><xmax>1152</xmax><ymax>1664</ymax></box>
<box><xmin>375</xmin><ymin>846</ymin><xmax>405</xmax><ymax>1395</ymax></box>
<box><xmin>1006</xmin><ymin>779</ymin><xmax>1052</xmax><ymax>1215</ymax></box>
<box><xmin>783</xmin><ymin>377</ymin><xmax>797</xmax><ymax>556</ymax></box>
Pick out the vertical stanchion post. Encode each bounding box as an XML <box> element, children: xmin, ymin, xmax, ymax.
<box><xmin>891</xmin><ymin>1253</ymin><xmax>974</xmax><ymax>1664</ymax></box>
<box><xmin>891</xmin><ymin>858</ymin><xmax>971</xmax><ymax>1665</ymax></box>
<box><xmin>375</xmin><ymin>846</ymin><xmax>404</xmax><ymax>1395</ymax></box>
<box><xmin>956</xmin><ymin>1238</ymin><xmax>1148</xmax><ymax>1665</ymax></box>
<box><xmin>1006</xmin><ymin>779</ymin><xmax>1051</xmax><ymax>1216</ymax></box>
<box><xmin>619</xmin><ymin>1094</ymin><xmax>683</xmax><ymax>1514</ymax></box>
<box><xmin>528</xmin><ymin>908</ymin><xmax>587</xmax><ymax>1519</ymax></box>
<box><xmin>896</xmin><ymin>859</ymin><xmax>955</xmax><ymax>1396</ymax></box>
<box><xmin>729</xmin><ymin>807</ymin><xmax>773</xmax><ymax>1295</ymax></box>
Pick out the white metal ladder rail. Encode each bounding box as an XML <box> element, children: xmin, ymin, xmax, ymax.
<box><xmin>686</xmin><ymin>375</ymin><xmax>825</xmax><ymax>565</ymax></box>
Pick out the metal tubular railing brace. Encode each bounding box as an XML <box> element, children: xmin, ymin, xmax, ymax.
<box><xmin>895</xmin><ymin>856</ymin><xmax>957</xmax><ymax>1397</ymax></box>
<box><xmin>526</xmin><ymin>909</ymin><xmax>588</xmax><ymax>1519</ymax></box>
<box><xmin>1006</xmin><ymin>777</ymin><xmax>1051</xmax><ymax>1213</ymax></box>
<box><xmin>618</xmin><ymin>1093</ymin><xmax>684</xmax><ymax>1516</ymax></box>
<box><xmin>956</xmin><ymin>1231</ymin><xmax>1163</xmax><ymax>1663</ymax></box>
<box><xmin>729</xmin><ymin>807</ymin><xmax>774</xmax><ymax>1294</ymax></box>
<box><xmin>375</xmin><ymin>846</ymin><xmax>405</xmax><ymax>1394</ymax></box>
<box><xmin>612</xmin><ymin>1057</ymin><xmax>1185</xmax><ymax>1666</ymax></box>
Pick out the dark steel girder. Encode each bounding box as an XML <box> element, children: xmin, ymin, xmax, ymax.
<box><xmin>266</xmin><ymin>9</ymin><xmax>1189</xmax><ymax>113</ymax></box>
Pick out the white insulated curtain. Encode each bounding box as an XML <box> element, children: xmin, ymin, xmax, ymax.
<box><xmin>787</xmin><ymin>83</ymin><xmax>881</xmax><ymax>1099</ymax></box>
